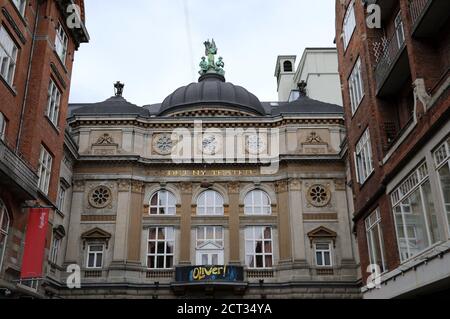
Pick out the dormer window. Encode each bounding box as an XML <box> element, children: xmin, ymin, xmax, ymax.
<box><xmin>283</xmin><ymin>61</ymin><xmax>293</xmax><ymax>72</ymax></box>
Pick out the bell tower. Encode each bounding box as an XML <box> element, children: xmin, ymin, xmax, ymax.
<box><xmin>274</xmin><ymin>55</ymin><xmax>296</xmax><ymax>102</ymax></box>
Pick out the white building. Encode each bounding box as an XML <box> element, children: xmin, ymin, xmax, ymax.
<box><xmin>275</xmin><ymin>48</ymin><xmax>343</xmax><ymax>106</ymax></box>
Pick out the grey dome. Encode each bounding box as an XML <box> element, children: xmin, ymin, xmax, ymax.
<box><xmin>159</xmin><ymin>74</ymin><xmax>265</xmax><ymax>116</ymax></box>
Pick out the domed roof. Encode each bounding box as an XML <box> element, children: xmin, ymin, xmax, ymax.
<box><xmin>159</xmin><ymin>73</ymin><xmax>265</xmax><ymax>116</ymax></box>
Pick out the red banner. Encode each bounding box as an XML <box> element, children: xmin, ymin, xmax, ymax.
<box><xmin>20</xmin><ymin>208</ymin><xmax>50</xmax><ymax>279</ymax></box>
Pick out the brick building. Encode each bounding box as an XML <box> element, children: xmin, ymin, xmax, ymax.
<box><xmin>335</xmin><ymin>0</ymin><xmax>449</xmax><ymax>298</ymax></box>
<box><xmin>0</xmin><ymin>0</ymin><xmax>88</xmax><ymax>298</ymax></box>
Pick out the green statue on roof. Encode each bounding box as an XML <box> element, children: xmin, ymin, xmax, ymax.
<box><xmin>199</xmin><ymin>39</ymin><xmax>225</xmax><ymax>76</ymax></box>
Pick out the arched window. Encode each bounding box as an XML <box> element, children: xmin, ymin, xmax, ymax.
<box><xmin>149</xmin><ymin>190</ymin><xmax>176</xmax><ymax>215</ymax></box>
<box><xmin>197</xmin><ymin>191</ymin><xmax>224</xmax><ymax>216</ymax></box>
<box><xmin>244</xmin><ymin>190</ymin><xmax>272</xmax><ymax>215</ymax></box>
<box><xmin>0</xmin><ymin>200</ymin><xmax>10</xmax><ymax>270</ymax></box>
<box><xmin>283</xmin><ymin>61</ymin><xmax>293</xmax><ymax>72</ymax></box>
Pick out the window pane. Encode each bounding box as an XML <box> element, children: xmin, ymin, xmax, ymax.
<box><xmin>88</xmin><ymin>254</ymin><xmax>95</xmax><ymax>268</ymax></box>
<box><xmin>148</xmin><ymin>256</ymin><xmax>155</xmax><ymax>269</ymax></box>
<box><xmin>265</xmin><ymin>255</ymin><xmax>273</xmax><ymax>268</ymax></box>
<box><xmin>256</xmin><ymin>255</ymin><xmax>263</xmax><ymax>268</ymax></box>
<box><xmin>438</xmin><ymin>164</ymin><xmax>450</xmax><ymax>229</ymax></box>
<box><xmin>157</xmin><ymin>242</ymin><xmax>165</xmax><ymax>254</ymax></box>
<box><xmin>316</xmin><ymin>252</ymin><xmax>323</xmax><ymax>266</ymax></box>
<box><xmin>255</xmin><ymin>241</ymin><xmax>263</xmax><ymax>253</ymax></box>
<box><xmin>148</xmin><ymin>242</ymin><xmax>156</xmax><ymax>254</ymax></box>
<box><xmin>166</xmin><ymin>256</ymin><xmax>173</xmax><ymax>268</ymax></box>
<box><xmin>422</xmin><ymin>181</ymin><xmax>440</xmax><ymax>244</ymax></box>
<box><xmin>324</xmin><ymin>252</ymin><xmax>331</xmax><ymax>266</ymax></box>
<box><xmin>95</xmin><ymin>253</ymin><xmax>103</xmax><ymax>268</ymax></box>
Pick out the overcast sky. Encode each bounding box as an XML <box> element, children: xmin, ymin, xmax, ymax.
<box><xmin>69</xmin><ymin>0</ymin><xmax>336</xmax><ymax>105</ymax></box>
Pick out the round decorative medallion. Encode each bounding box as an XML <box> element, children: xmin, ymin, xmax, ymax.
<box><xmin>246</xmin><ymin>135</ymin><xmax>267</xmax><ymax>155</ymax></box>
<box><xmin>89</xmin><ymin>186</ymin><xmax>112</xmax><ymax>208</ymax></box>
<box><xmin>201</xmin><ymin>134</ymin><xmax>222</xmax><ymax>155</ymax></box>
<box><xmin>153</xmin><ymin>134</ymin><xmax>173</xmax><ymax>155</ymax></box>
<box><xmin>307</xmin><ymin>184</ymin><xmax>331</xmax><ymax>207</ymax></box>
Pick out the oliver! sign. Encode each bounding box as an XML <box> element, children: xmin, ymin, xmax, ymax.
<box><xmin>175</xmin><ymin>266</ymin><xmax>244</xmax><ymax>282</ymax></box>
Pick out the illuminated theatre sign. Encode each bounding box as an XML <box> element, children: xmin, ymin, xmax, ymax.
<box><xmin>176</xmin><ymin>266</ymin><xmax>244</xmax><ymax>282</ymax></box>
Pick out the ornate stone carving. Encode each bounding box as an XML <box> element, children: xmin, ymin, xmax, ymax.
<box><xmin>275</xmin><ymin>180</ymin><xmax>289</xmax><ymax>193</ymax></box>
<box><xmin>180</xmin><ymin>182</ymin><xmax>192</xmax><ymax>193</ymax></box>
<box><xmin>118</xmin><ymin>180</ymin><xmax>131</xmax><ymax>192</ymax></box>
<box><xmin>288</xmin><ymin>179</ymin><xmax>302</xmax><ymax>191</ymax></box>
<box><xmin>334</xmin><ymin>179</ymin><xmax>346</xmax><ymax>191</ymax></box>
<box><xmin>227</xmin><ymin>182</ymin><xmax>240</xmax><ymax>194</ymax></box>
<box><xmin>306</xmin><ymin>184</ymin><xmax>331</xmax><ymax>207</ymax></box>
<box><xmin>88</xmin><ymin>186</ymin><xmax>112</xmax><ymax>208</ymax></box>
<box><xmin>153</xmin><ymin>134</ymin><xmax>174</xmax><ymax>155</ymax></box>
<box><xmin>304</xmin><ymin>132</ymin><xmax>325</xmax><ymax>144</ymax></box>
<box><xmin>94</xmin><ymin>133</ymin><xmax>116</xmax><ymax>145</ymax></box>
<box><xmin>131</xmin><ymin>181</ymin><xmax>144</xmax><ymax>193</ymax></box>
<box><xmin>73</xmin><ymin>180</ymin><xmax>86</xmax><ymax>192</ymax></box>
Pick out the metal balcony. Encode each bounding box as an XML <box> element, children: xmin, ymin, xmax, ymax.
<box><xmin>0</xmin><ymin>138</ymin><xmax>39</xmax><ymax>200</ymax></box>
<box><xmin>374</xmin><ymin>24</ymin><xmax>410</xmax><ymax>96</ymax></box>
<box><xmin>409</xmin><ymin>0</ymin><xmax>450</xmax><ymax>37</ymax></box>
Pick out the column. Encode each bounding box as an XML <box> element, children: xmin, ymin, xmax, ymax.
<box><xmin>179</xmin><ymin>182</ymin><xmax>192</xmax><ymax>265</ymax></box>
<box><xmin>228</xmin><ymin>182</ymin><xmax>240</xmax><ymax>264</ymax></box>
<box><xmin>275</xmin><ymin>180</ymin><xmax>292</xmax><ymax>263</ymax></box>
<box><xmin>126</xmin><ymin>181</ymin><xmax>144</xmax><ymax>263</ymax></box>
<box><xmin>65</xmin><ymin>181</ymin><xmax>84</xmax><ymax>264</ymax></box>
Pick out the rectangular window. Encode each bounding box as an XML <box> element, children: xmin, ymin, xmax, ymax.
<box><xmin>46</xmin><ymin>79</ymin><xmax>61</xmax><ymax>127</ymax></box>
<box><xmin>0</xmin><ymin>112</ymin><xmax>6</xmax><ymax>141</ymax></box>
<box><xmin>391</xmin><ymin>163</ymin><xmax>441</xmax><ymax>262</ymax></box>
<box><xmin>349</xmin><ymin>57</ymin><xmax>364</xmax><ymax>114</ymax></box>
<box><xmin>365</xmin><ymin>209</ymin><xmax>387</xmax><ymax>273</ymax></box>
<box><xmin>434</xmin><ymin>137</ymin><xmax>450</xmax><ymax>233</ymax></box>
<box><xmin>196</xmin><ymin>226</ymin><xmax>224</xmax><ymax>248</ymax></box>
<box><xmin>147</xmin><ymin>227</ymin><xmax>175</xmax><ymax>269</ymax></box>
<box><xmin>57</xmin><ymin>185</ymin><xmax>66</xmax><ymax>212</ymax></box>
<box><xmin>245</xmin><ymin>226</ymin><xmax>273</xmax><ymax>269</ymax></box>
<box><xmin>394</xmin><ymin>11</ymin><xmax>405</xmax><ymax>49</ymax></box>
<box><xmin>12</xmin><ymin>0</ymin><xmax>27</xmax><ymax>16</ymax></box>
<box><xmin>0</xmin><ymin>26</ymin><xmax>18</xmax><ymax>85</ymax></box>
<box><xmin>50</xmin><ymin>236</ymin><xmax>61</xmax><ymax>264</ymax></box>
<box><xmin>55</xmin><ymin>22</ymin><xmax>68</xmax><ymax>64</ymax></box>
<box><xmin>38</xmin><ymin>146</ymin><xmax>53</xmax><ymax>195</ymax></box>
<box><xmin>87</xmin><ymin>244</ymin><xmax>104</xmax><ymax>269</ymax></box>
<box><xmin>355</xmin><ymin>128</ymin><xmax>374</xmax><ymax>184</ymax></box>
<box><xmin>314</xmin><ymin>243</ymin><xmax>333</xmax><ymax>267</ymax></box>
<box><xmin>343</xmin><ymin>0</ymin><xmax>356</xmax><ymax>50</ymax></box>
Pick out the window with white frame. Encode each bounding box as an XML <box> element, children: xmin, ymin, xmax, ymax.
<box><xmin>244</xmin><ymin>190</ymin><xmax>272</xmax><ymax>215</ymax></box>
<box><xmin>365</xmin><ymin>209</ymin><xmax>387</xmax><ymax>273</ymax></box>
<box><xmin>197</xmin><ymin>190</ymin><xmax>224</xmax><ymax>216</ymax></box>
<box><xmin>342</xmin><ymin>0</ymin><xmax>356</xmax><ymax>50</ymax></box>
<box><xmin>245</xmin><ymin>226</ymin><xmax>273</xmax><ymax>269</ymax></box>
<box><xmin>56</xmin><ymin>185</ymin><xmax>66</xmax><ymax>212</ymax></box>
<box><xmin>46</xmin><ymin>79</ymin><xmax>61</xmax><ymax>126</ymax></box>
<box><xmin>196</xmin><ymin>226</ymin><xmax>224</xmax><ymax>248</ymax></box>
<box><xmin>394</xmin><ymin>11</ymin><xmax>405</xmax><ymax>49</ymax></box>
<box><xmin>355</xmin><ymin>128</ymin><xmax>374</xmax><ymax>184</ymax></box>
<box><xmin>0</xmin><ymin>26</ymin><xmax>18</xmax><ymax>85</ymax></box>
<box><xmin>314</xmin><ymin>242</ymin><xmax>333</xmax><ymax>267</ymax></box>
<box><xmin>12</xmin><ymin>0</ymin><xmax>27</xmax><ymax>16</ymax></box>
<box><xmin>434</xmin><ymin>137</ymin><xmax>450</xmax><ymax>232</ymax></box>
<box><xmin>38</xmin><ymin>146</ymin><xmax>52</xmax><ymax>195</ymax></box>
<box><xmin>55</xmin><ymin>22</ymin><xmax>68</xmax><ymax>64</ymax></box>
<box><xmin>149</xmin><ymin>190</ymin><xmax>176</xmax><ymax>215</ymax></box>
<box><xmin>0</xmin><ymin>112</ymin><xmax>6</xmax><ymax>141</ymax></box>
<box><xmin>147</xmin><ymin>227</ymin><xmax>174</xmax><ymax>269</ymax></box>
<box><xmin>50</xmin><ymin>236</ymin><xmax>61</xmax><ymax>264</ymax></box>
<box><xmin>0</xmin><ymin>200</ymin><xmax>10</xmax><ymax>271</ymax></box>
<box><xmin>86</xmin><ymin>244</ymin><xmax>104</xmax><ymax>269</ymax></box>
<box><xmin>349</xmin><ymin>57</ymin><xmax>364</xmax><ymax>114</ymax></box>
<box><xmin>391</xmin><ymin>163</ymin><xmax>441</xmax><ymax>262</ymax></box>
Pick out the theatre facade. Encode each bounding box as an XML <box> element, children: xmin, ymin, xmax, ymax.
<box><xmin>56</xmin><ymin>42</ymin><xmax>361</xmax><ymax>298</ymax></box>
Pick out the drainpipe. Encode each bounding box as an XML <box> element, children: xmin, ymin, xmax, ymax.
<box><xmin>15</xmin><ymin>0</ymin><xmax>44</xmax><ymax>153</ymax></box>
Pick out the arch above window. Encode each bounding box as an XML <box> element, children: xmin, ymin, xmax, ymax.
<box><xmin>244</xmin><ymin>190</ymin><xmax>272</xmax><ymax>215</ymax></box>
<box><xmin>197</xmin><ymin>190</ymin><xmax>224</xmax><ymax>216</ymax></box>
<box><xmin>150</xmin><ymin>190</ymin><xmax>177</xmax><ymax>215</ymax></box>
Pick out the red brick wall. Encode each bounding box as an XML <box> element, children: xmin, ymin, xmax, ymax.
<box><xmin>336</xmin><ymin>0</ymin><xmax>450</xmax><ymax>282</ymax></box>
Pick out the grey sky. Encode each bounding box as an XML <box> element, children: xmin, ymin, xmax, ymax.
<box><xmin>69</xmin><ymin>0</ymin><xmax>336</xmax><ymax>105</ymax></box>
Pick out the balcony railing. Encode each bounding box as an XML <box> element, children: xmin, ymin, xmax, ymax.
<box><xmin>374</xmin><ymin>24</ymin><xmax>406</xmax><ymax>91</ymax></box>
<box><xmin>0</xmin><ymin>138</ymin><xmax>39</xmax><ymax>199</ymax></box>
<box><xmin>409</xmin><ymin>0</ymin><xmax>429</xmax><ymax>26</ymax></box>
